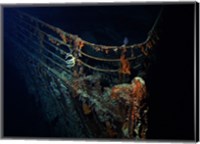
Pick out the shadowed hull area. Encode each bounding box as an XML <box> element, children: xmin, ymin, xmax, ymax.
<box><xmin>3</xmin><ymin>4</ymin><xmax>195</xmax><ymax>141</ymax></box>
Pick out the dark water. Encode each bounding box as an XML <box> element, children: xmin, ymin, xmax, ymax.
<box><xmin>146</xmin><ymin>4</ymin><xmax>195</xmax><ymax>140</ymax></box>
<box><xmin>4</xmin><ymin>40</ymin><xmax>52</xmax><ymax>137</ymax></box>
<box><xmin>3</xmin><ymin>4</ymin><xmax>195</xmax><ymax>140</ymax></box>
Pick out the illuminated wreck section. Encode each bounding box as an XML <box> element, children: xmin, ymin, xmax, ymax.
<box><xmin>9</xmin><ymin>10</ymin><xmax>161</xmax><ymax>138</ymax></box>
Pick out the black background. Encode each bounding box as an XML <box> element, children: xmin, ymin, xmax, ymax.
<box><xmin>147</xmin><ymin>4</ymin><xmax>195</xmax><ymax>140</ymax></box>
<box><xmin>3</xmin><ymin>3</ymin><xmax>196</xmax><ymax>141</ymax></box>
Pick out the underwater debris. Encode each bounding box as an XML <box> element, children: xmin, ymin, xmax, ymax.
<box><xmin>74</xmin><ymin>37</ymin><xmax>84</xmax><ymax>49</ymax></box>
<box><xmin>82</xmin><ymin>103</ymin><xmax>92</xmax><ymax>115</ymax></box>
<box><xmin>111</xmin><ymin>84</ymin><xmax>132</xmax><ymax>102</ymax></box>
<box><xmin>106</xmin><ymin>121</ymin><xmax>118</xmax><ymax>138</ymax></box>
<box><xmin>119</xmin><ymin>54</ymin><xmax>131</xmax><ymax>75</ymax></box>
<box><xmin>121</xmin><ymin>121</ymin><xmax>129</xmax><ymax>137</ymax></box>
<box><xmin>109</xmin><ymin>76</ymin><xmax>148</xmax><ymax>138</ymax></box>
<box><xmin>79</xmin><ymin>41</ymin><xmax>84</xmax><ymax>49</ymax></box>
<box><xmin>131</xmin><ymin>76</ymin><xmax>146</xmax><ymax>101</ymax></box>
<box><xmin>9</xmin><ymin>8</ymin><xmax>162</xmax><ymax>138</ymax></box>
<box><xmin>65</xmin><ymin>53</ymin><xmax>76</xmax><ymax>68</ymax></box>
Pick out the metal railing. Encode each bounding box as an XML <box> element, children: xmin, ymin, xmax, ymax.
<box><xmin>8</xmin><ymin>9</ymin><xmax>161</xmax><ymax>74</ymax></box>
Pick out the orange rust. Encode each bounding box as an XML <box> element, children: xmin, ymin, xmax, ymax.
<box><xmin>79</xmin><ymin>41</ymin><xmax>84</xmax><ymax>49</ymax></box>
<box><xmin>119</xmin><ymin>54</ymin><xmax>131</xmax><ymax>75</ymax></box>
<box><xmin>111</xmin><ymin>87</ymin><xmax>119</xmax><ymax>99</ymax></box>
<box><xmin>74</xmin><ymin>39</ymin><xmax>84</xmax><ymax>49</ymax></box>
<box><xmin>82</xmin><ymin>103</ymin><xmax>91</xmax><ymax>115</ymax></box>
<box><xmin>132</xmin><ymin>80</ymin><xmax>147</xmax><ymax>100</ymax></box>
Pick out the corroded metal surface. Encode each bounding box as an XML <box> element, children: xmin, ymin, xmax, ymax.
<box><xmin>6</xmin><ymin>9</ymin><xmax>161</xmax><ymax>139</ymax></box>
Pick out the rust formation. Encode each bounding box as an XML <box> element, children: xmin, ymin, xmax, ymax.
<box><xmin>7</xmin><ymin>9</ymin><xmax>162</xmax><ymax>139</ymax></box>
